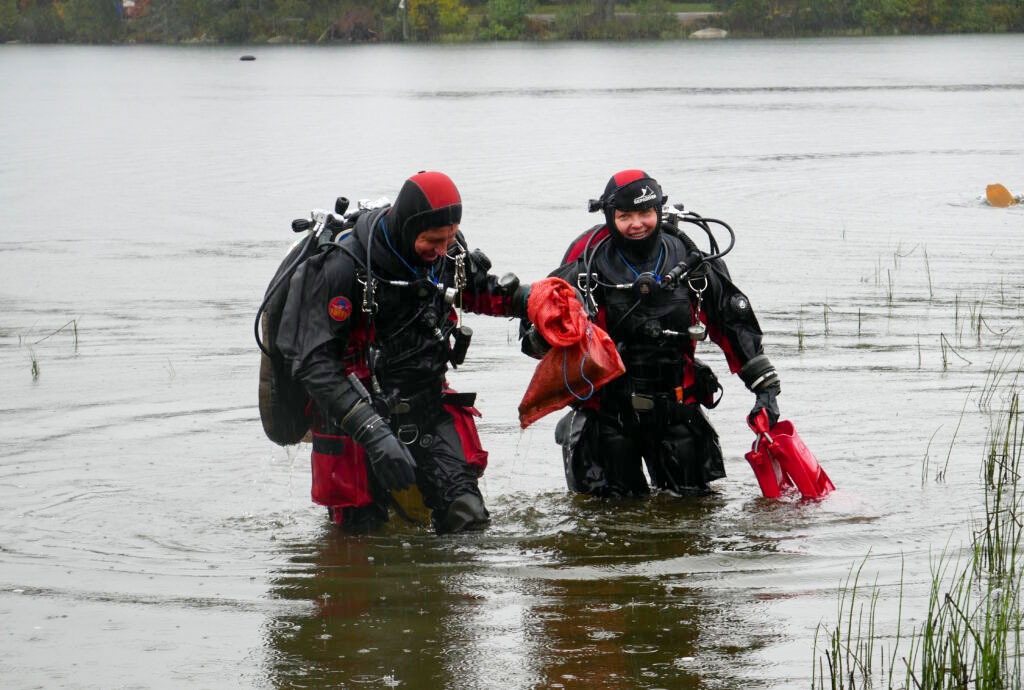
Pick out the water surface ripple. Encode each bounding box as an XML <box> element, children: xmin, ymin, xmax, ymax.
<box><xmin>1</xmin><ymin>36</ymin><xmax>1023</xmax><ymax>688</ymax></box>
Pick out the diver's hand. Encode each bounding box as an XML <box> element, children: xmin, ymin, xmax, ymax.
<box><xmin>520</xmin><ymin>323</ymin><xmax>551</xmax><ymax>359</ymax></box>
<box><xmin>343</xmin><ymin>402</ymin><xmax>417</xmax><ymax>492</ymax></box>
<box><xmin>748</xmin><ymin>381</ymin><xmax>781</xmax><ymax>428</ymax></box>
<box><xmin>362</xmin><ymin>426</ymin><xmax>417</xmax><ymax>492</ymax></box>
<box><xmin>510</xmin><ymin>281</ymin><xmax>531</xmax><ymax>319</ymax></box>
<box><xmin>468</xmin><ymin>248</ymin><xmax>492</xmax><ymax>272</ymax></box>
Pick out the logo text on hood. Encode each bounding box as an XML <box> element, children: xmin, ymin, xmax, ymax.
<box><xmin>633</xmin><ymin>186</ymin><xmax>657</xmax><ymax>205</ymax></box>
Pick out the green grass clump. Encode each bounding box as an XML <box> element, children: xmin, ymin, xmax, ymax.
<box><xmin>814</xmin><ymin>357</ymin><xmax>1024</xmax><ymax>689</ymax></box>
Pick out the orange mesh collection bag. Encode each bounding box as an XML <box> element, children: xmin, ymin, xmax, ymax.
<box><xmin>518</xmin><ymin>277</ymin><xmax>625</xmax><ymax>428</ymax></box>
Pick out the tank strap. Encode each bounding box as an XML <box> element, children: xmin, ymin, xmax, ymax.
<box><xmin>442</xmin><ymin>391</ymin><xmax>477</xmax><ymax>408</ymax></box>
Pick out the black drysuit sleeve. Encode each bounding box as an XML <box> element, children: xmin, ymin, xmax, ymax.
<box><xmin>698</xmin><ymin>258</ymin><xmax>766</xmax><ymax>375</ymax></box>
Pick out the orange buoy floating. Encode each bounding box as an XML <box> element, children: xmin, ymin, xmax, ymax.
<box><xmin>986</xmin><ymin>183</ymin><xmax>1018</xmax><ymax>208</ymax></box>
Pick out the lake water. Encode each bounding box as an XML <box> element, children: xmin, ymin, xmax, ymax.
<box><xmin>1</xmin><ymin>36</ymin><xmax>1023</xmax><ymax>688</ymax></box>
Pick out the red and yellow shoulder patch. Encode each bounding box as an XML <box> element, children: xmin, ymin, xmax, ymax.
<box><xmin>328</xmin><ymin>296</ymin><xmax>353</xmax><ymax>322</ymax></box>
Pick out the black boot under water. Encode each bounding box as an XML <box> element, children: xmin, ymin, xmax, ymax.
<box><xmin>438</xmin><ymin>493</ymin><xmax>490</xmax><ymax>534</ymax></box>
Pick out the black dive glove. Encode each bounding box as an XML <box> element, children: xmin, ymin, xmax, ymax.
<box><xmin>510</xmin><ymin>282</ymin><xmax>531</xmax><ymax>319</ymax></box>
<box><xmin>496</xmin><ymin>272</ymin><xmax>531</xmax><ymax>319</ymax></box>
<box><xmin>749</xmin><ymin>381</ymin><xmax>781</xmax><ymax>428</ymax></box>
<box><xmin>342</xmin><ymin>401</ymin><xmax>416</xmax><ymax>492</ymax></box>
<box><xmin>468</xmin><ymin>248</ymin><xmax>492</xmax><ymax>273</ymax></box>
<box><xmin>521</xmin><ymin>324</ymin><xmax>551</xmax><ymax>359</ymax></box>
<box><xmin>740</xmin><ymin>354</ymin><xmax>781</xmax><ymax>428</ymax></box>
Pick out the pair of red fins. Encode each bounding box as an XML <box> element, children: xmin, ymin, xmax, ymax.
<box><xmin>745</xmin><ymin>410</ymin><xmax>835</xmax><ymax>499</ymax></box>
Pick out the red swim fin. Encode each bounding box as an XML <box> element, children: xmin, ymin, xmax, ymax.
<box><xmin>747</xmin><ymin>412</ymin><xmax>834</xmax><ymax>499</ymax></box>
<box><xmin>766</xmin><ymin>420</ymin><xmax>834</xmax><ymax>499</ymax></box>
<box><xmin>745</xmin><ymin>432</ymin><xmax>793</xmax><ymax>498</ymax></box>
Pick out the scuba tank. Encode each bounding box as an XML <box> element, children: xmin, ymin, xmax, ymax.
<box><xmin>256</xmin><ymin>196</ymin><xmax>387</xmax><ymax>446</ymax></box>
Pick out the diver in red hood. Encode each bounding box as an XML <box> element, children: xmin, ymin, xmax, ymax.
<box><xmin>277</xmin><ymin>171</ymin><xmax>528</xmax><ymax>532</ymax></box>
<box><xmin>520</xmin><ymin>169</ymin><xmax>781</xmax><ymax>497</ymax></box>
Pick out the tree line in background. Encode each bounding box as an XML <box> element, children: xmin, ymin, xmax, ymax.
<box><xmin>1</xmin><ymin>0</ymin><xmax>1020</xmax><ymax>44</ymax></box>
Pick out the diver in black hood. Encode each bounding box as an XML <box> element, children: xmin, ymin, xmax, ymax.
<box><xmin>277</xmin><ymin>171</ymin><xmax>529</xmax><ymax>533</ymax></box>
<box><xmin>520</xmin><ymin>169</ymin><xmax>782</xmax><ymax>497</ymax></box>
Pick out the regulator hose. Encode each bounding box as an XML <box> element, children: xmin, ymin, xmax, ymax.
<box><xmin>661</xmin><ymin>213</ymin><xmax>736</xmax><ymax>288</ymax></box>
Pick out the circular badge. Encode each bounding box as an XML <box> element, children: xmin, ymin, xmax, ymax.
<box><xmin>328</xmin><ymin>296</ymin><xmax>352</xmax><ymax>322</ymax></box>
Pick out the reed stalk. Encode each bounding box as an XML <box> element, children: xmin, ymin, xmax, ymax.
<box><xmin>33</xmin><ymin>318</ymin><xmax>79</xmax><ymax>346</ymax></box>
<box><xmin>798</xmin><ymin>309</ymin><xmax>806</xmax><ymax>352</ymax></box>
<box><xmin>21</xmin><ymin>318</ymin><xmax>81</xmax><ymax>379</ymax></box>
<box><xmin>924</xmin><ymin>247</ymin><xmax>933</xmax><ymax>302</ymax></box>
<box><xmin>978</xmin><ymin>347</ymin><xmax>1020</xmax><ymax>415</ymax></box>
<box><xmin>955</xmin><ymin>293</ymin><xmax>961</xmax><ymax>343</ymax></box>
<box><xmin>975</xmin><ymin>300</ymin><xmax>985</xmax><ymax>345</ymax></box>
<box><xmin>937</xmin><ymin>391</ymin><xmax>972</xmax><ymax>484</ymax></box>
<box><xmin>923</xmin><ymin>426</ymin><xmax>941</xmax><ymax>486</ymax></box>
<box><xmin>940</xmin><ymin>333</ymin><xmax>972</xmax><ymax>368</ymax></box>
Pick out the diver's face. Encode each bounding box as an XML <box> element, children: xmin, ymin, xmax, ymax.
<box><xmin>614</xmin><ymin>207</ymin><xmax>658</xmax><ymax>241</ymax></box>
<box><xmin>414</xmin><ymin>224</ymin><xmax>458</xmax><ymax>262</ymax></box>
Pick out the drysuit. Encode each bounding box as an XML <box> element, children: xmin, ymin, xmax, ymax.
<box><xmin>521</xmin><ymin>171</ymin><xmax>779</xmax><ymax>497</ymax></box>
<box><xmin>277</xmin><ymin>172</ymin><xmax>523</xmax><ymax>532</ymax></box>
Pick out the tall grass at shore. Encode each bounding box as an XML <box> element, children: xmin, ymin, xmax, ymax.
<box><xmin>813</xmin><ymin>354</ymin><xmax>1024</xmax><ymax>689</ymax></box>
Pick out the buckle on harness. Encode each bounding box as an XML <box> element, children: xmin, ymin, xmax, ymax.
<box><xmin>577</xmin><ymin>272</ymin><xmax>598</xmax><ymax>292</ymax></box>
<box><xmin>390</xmin><ymin>400</ymin><xmax>412</xmax><ymax>415</ymax></box>
<box><xmin>630</xmin><ymin>393</ymin><xmax>656</xmax><ymax>412</ymax></box>
<box><xmin>396</xmin><ymin>424</ymin><xmax>419</xmax><ymax>445</ymax></box>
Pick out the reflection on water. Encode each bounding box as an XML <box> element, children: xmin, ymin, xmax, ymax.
<box><xmin>414</xmin><ymin>83</ymin><xmax>1024</xmax><ymax>99</ymax></box>
<box><xmin>265</xmin><ymin>532</ymin><xmax>468</xmax><ymax>687</ymax></box>
<box><xmin>263</xmin><ymin>493</ymin><xmax>795</xmax><ymax>688</ymax></box>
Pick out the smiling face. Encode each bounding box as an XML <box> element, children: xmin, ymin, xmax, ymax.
<box><xmin>413</xmin><ymin>224</ymin><xmax>459</xmax><ymax>263</ymax></box>
<box><xmin>613</xmin><ymin>207</ymin><xmax>659</xmax><ymax>241</ymax></box>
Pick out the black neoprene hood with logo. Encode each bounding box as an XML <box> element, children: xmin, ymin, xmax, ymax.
<box><xmin>600</xmin><ymin>169</ymin><xmax>665</xmax><ymax>261</ymax></box>
<box><xmin>385</xmin><ymin>171</ymin><xmax>463</xmax><ymax>266</ymax></box>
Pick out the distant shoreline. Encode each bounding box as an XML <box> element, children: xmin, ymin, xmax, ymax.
<box><xmin>3</xmin><ymin>1</ymin><xmax>1020</xmax><ymax>46</ymax></box>
<box><xmin>6</xmin><ymin>29</ymin><xmax>1023</xmax><ymax>46</ymax></box>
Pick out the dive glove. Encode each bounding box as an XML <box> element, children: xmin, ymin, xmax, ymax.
<box><xmin>468</xmin><ymin>248</ymin><xmax>492</xmax><ymax>273</ymax></box>
<box><xmin>748</xmin><ymin>381</ymin><xmax>781</xmax><ymax>428</ymax></box>
<box><xmin>740</xmin><ymin>354</ymin><xmax>781</xmax><ymax>428</ymax></box>
<box><xmin>510</xmin><ymin>282</ymin><xmax>531</xmax><ymax>319</ymax></box>
<box><xmin>521</xmin><ymin>324</ymin><xmax>551</xmax><ymax>359</ymax></box>
<box><xmin>342</xmin><ymin>401</ymin><xmax>417</xmax><ymax>492</ymax></box>
<box><xmin>496</xmin><ymin>272</ymin><xmax>531</xmax><ymax>319</ymax></box>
